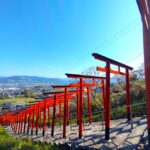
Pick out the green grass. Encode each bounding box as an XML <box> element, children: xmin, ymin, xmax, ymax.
<box><xmin>0</xmin><ymin>126</ymin><xmax>58</xmax><ymax>150</ymax></box>
<box><xmin>0</xmin><ymin>97</ymin><xmax>33</xmax><ymax>105</ymax></box>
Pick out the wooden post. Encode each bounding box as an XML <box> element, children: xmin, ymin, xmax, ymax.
<box><xmin>79</xmin><ymin>78</ymin><xmax>83</xmax><ymax>138</ymax></box>
<box><xmin>48</xmin><ymin>107</ymin><xmax>50</xmax><ymax>127</ymax></box>
<box><xmin>59</xmin><ymin>103</ymin><xmax>62</xmax><ymax>127</ymax></box>
<box><xmin>87</xmin><ymin>87</ymin><xmax>92</xmax><ymax>124</ymax></box>
<box><xmin>105</xmin><ymin>62</ymin><xmax>110</xmax><ymax>140</ymax></box>
<box><xmin>23</xmin><ymin>111</ymin><xmax>27</xmax><ymax>134</ymax></box>
<box><xmin>27</xmin><ymin>109</ymin><xmax>31</xmax><ymax>135</ymax></box>
<box><xmin>102</xmin><ymin>79</ymin><xmax>106</xmax><ymax>130</ymax></box>
<box><xmin>77</xmin><ymin>92</ymin><xmax>79</xmax><ymax>125</ymax></box>
<box><xmin>31</xmin><ymin>107</ymin><xmax>35</xmax><ymax>136</ymax></box>
<box><xmin>126</xmin><ymin>68</ymin><xmax>131</xmax><ymax>121</ymax></box>
<box><xmin>63</xmin><ymin>88</ymin><xmax>67</xmax><ymax>138</ymax></box>
<box><xmin>136</xmin><ymin>0</ymin><xmax>150</xmax><ymax>145</ymax></box>
<box><xmin>43</xmin><ymin>100</ymin><xmax>47</xmax><ymax>137</ymax></box>
<box><xmin>51</xmin><ymin>95</ymin><xmax>56</xmax><ymax>137</ymax></box>
<box><xmin>36</xmin><ymin>104</ymin><xmax>40</xmax><ymax>135</ymax></box>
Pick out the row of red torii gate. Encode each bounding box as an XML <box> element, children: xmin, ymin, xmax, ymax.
<box><xmin>0</xmin><ymin>53</ymin><xmax>133</xmax><ymax>141</ymax></box>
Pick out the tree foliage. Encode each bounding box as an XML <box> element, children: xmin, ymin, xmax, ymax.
<box><xmin>78</xmin><ymin>64</ymin><xmax>146</xmax><ymax>119</ymax></box>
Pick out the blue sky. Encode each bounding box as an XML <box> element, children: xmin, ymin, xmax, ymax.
<box><xmin>0</xmin><ymin>0</ymin><xmax>143</xmax><ymax>78</ymax></box>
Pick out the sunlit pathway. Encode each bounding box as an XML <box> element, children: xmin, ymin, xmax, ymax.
<box><xmin>6</xmin><ymin>115</ymin><xmax>149</xmax><ymax>149</ymax></box>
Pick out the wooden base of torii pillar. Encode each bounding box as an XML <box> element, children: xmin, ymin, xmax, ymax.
<box><xmin>136</xmin><ymin>0</ymin><xmax>150</xmax><ymax>145</ymax></box>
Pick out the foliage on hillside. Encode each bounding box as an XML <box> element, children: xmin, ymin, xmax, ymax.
<box><xmin>80</xmin><ymin>66</ymin><xmax>146</xmax><ymax>120</ymax></box>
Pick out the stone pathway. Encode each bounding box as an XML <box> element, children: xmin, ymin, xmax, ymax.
<box><xmin>6</xmin><ymin>115</ymin><xmax>150</xmax><ymax>149</ymax></box>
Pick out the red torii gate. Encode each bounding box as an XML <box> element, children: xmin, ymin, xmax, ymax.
<box><xmin>136</xmin><ymin>0</ymin><xmax>150</xmax><ymax>145</ymax></box>
<box><xmin>65</xmin><ymin>73</ymin><xmax>105</xmax><ymax>138</ymax></box>
<box><xmin>2</xmin><ymin>92</ymin><xmax>76</xmax><ymax>136</ymax></box>
<box><xmin>43</xmin><ymin>90</ymin><xmax>80</xmax><ymax>137</ymax></box>
<box><xmin>0</xmin><ymin>54</ymin><xmax>134</xmax><ymax>142</ymax></box>
<box><xmin>92</xmin><ymin>53</ymin><xmax>133</xmax><ymax>140</ymax></box>
<box><xmin>51</xmin><ymin>87</ymin><xmax>95</xmax><ymax>138</ymax></box>
<box><xmin>28</xmin><ymin>92</ymin><xmax>76</xmax><ymax>136</ymax></box>
<box><xmin>51</xmin><ymin>86</ymin><xmax>81</xmax><ymax>138</ymax></box>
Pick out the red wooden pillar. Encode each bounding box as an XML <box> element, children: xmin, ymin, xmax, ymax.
<box><xmin>14</xmin><ymin>117</ymin><xmax>16</xmax><ymax>133</ymax></box>
<box><xmin>126</xmin><ymin>68</ymin><xmax>131</xmax><ymax>121</ymax></box>
<box><xmin>48</xmin><ymin>107</ymin><xmax>50</xmax><ymax>127</ymax></box>
<box><xmin>59</xmin><ymin>103</ymin><xmax>62</xmax><ymax>125</ymax></box>
<box><xmin>19</xmin><ymin>114</ymin><xmax>21</xmax><ymax>134</ymax></box>
<box><xmin>143</xmin><ymin>21</ymin><xmax>150</xmax><ymax>146</ymax></box>
<box><xmin>11</xmin><ymin>118</ymin><xmax>13</xmax><ymax>131</ymax></box>
<box><xmin>66</xmin><ymin>95</ymin><xmax>69</xmax><ymax>126</ymax></box>
<box><xmin>23</xmin><ymin>111</ymin><xmax>27</xmax><ymax>134</ymax></box>
<box><xmin>77</xmin><ymin>92</ymin><xmax>79</xmax><ymax>125</ymax></box>
<box><xmin>63</xmin><ymin>88</ymin><xmax>67</xmax><ymax>138</ymax></box>
<box><xmin>105</xmin><ymin>62</ymin><xmax>110</xmax><ymax>140</ymax></box>
<box><xmin>20</xmin><ymin>113</ymin><xmax>23</xmax><ymax>134</ymax></box>
<box><xmin>16</xmin><ymin>116</ymin><xmax>19</xmax><ymax>134</ymax></box>
<box><xmin>13</xmin><ymin>119</ymin><xmax>15</xmax><ymax>132</ymax></box>
<box><xmin>15</xmin><ymin>117</ymin><xmax>17</xmax><ymax>134</ymax></box>
<box><xmin>136</xmin><ymin>0</ymin><xmax>150</xmax><ymax>145</ymax></box>
<box><xmin>102</xmin><ymin>79</ymin><xmax>106</xmax><ymax>130</ymax></box>
<box><xmin>11</xmin><ymin>118</ymin><xmax>13</xmax><ymax>130</ymax></box>
<box><xmin>79</xmin><ymin>77</ymin><xmax>83</xmax><ymax>138</ymax></box>
<box><xmin>43</xmin><ymin>100</ymin><xmax>47</xmax><ymax>136</ymax></box>
<box><xmin>14</xmin><ymin>117</ymin><xmax>17</xmax><ymax>133</ymax></box>
<box><xmin>144</xmin><ymin>24</ymin><xmax>150</xmax><ymax>145</ymax></box>
<box><xmin>31</xmin><ymin>107</ymin><xmax>35</xmax><ymax>135</ymax></box>
<box><xmin>39</xmin><ymin>110</ymin><xmax>42</xmax><ymax>129</ymax></box>
<box><xmin>13</xmin><ymin>119</ymin><xmax>15</xmax><ymax>131</ymax></box>
<box><xmin>18</xmin><ymin>115</ymin><xmax>21</xmax><ymax>134</ymax></box>
<box><xmin>27</xmin><ymin>109</ymin><xmax>31</xmax><ymax>135</ymax></box>
<box><xmin>17</xmin><ymin>116</ymin><xmax>20</xmax><ymax>134</ymax></box>
<box><xmin>51</xmin><ymin>95</ymin><xmax>56</xmax><ymax>137</ymax></box>
<box><xmin>102</xmin><ymin>79</ymin><xmax>106</xmax><ymax>111</ymax></box>
<box><xmin>17</xmin><ymin>116</ymin><xmax>19</xmax><ymax>134</ymax></box>
<box><xmin>87</xmin><ymin>87</ymin><xmax>92</xmax><ymax>124</ymax></box>
<box><xmin>36</xmin><ymin>104</ymin><xmax>40</xmax><ymax>135</ymax></box>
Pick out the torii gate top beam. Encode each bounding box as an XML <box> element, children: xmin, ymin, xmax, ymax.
<box><xmin>92</xmin><ymin>53</ymin><xmax>133</xmax><ymax>70</ymax></box>
<box><xmin>66</xmin><ymin>73</ymin><xmax>106</xmax><ymax>79</ymax></box>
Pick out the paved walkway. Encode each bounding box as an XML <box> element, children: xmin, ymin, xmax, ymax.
<box><xmin>6</xmin><ymin>115</ymin><xmax>150</xmax><ymax>149</ymax></box>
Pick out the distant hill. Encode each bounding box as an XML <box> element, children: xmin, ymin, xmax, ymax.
<box><xmin>0</xmin><ymin>75</ymin><xmax>118</xmax><ymax>85</ymax></box>
<box><xmin>0</xmin><ymin>76</ymin><xmax>69</xmax><ymax>85</ymax></box>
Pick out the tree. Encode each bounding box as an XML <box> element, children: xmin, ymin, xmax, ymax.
<box><xmin>131</xmin><ymin>63</ymin><xmax>145</xmax><ymax>81</ymax></box>
<box><xmin>23</xmin><ymin>89</ymin><xmax>36</xmax><ymax>98</ymax></box>
<box><xmin>81</xmin><ymin>66</ymin><xmax>103</xmax><ymax>103</ymax></box>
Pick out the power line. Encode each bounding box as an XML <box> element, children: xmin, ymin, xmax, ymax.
<box><xmin>68</xmin><ymin>18</ymin><xmax>141</xmax><ymax>72</ymax></box>
<box><xmin>92</xmin><ymin>18</ymin><xmax>140</xmax><ymax>52</ymax></box>
<box><xmin>125</xmin><ymin>52</ymin><xmax>143</xmax><ymax>64</ymax></box>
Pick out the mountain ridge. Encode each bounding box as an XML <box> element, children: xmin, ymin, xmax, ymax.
<box><xmin>0</xmin><ymin>75</ymin><xmax>117</xmax><ymax>84</ymax></box>
<box><xmin>0</xmin><ymin>76</ymin><xmax>69</xmax><ymax>84</ymax></box>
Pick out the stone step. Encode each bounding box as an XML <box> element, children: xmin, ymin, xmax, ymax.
<box><xmin>5</xmin><ymin>116</ymin><xmax>148</xmax><ymax>149</ymax></box>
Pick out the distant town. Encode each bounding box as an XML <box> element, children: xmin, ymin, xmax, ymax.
<box><xmin>0</xmin><ymin>76</ymin><xmax>69</xmax><ymax>112</ymax></box>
